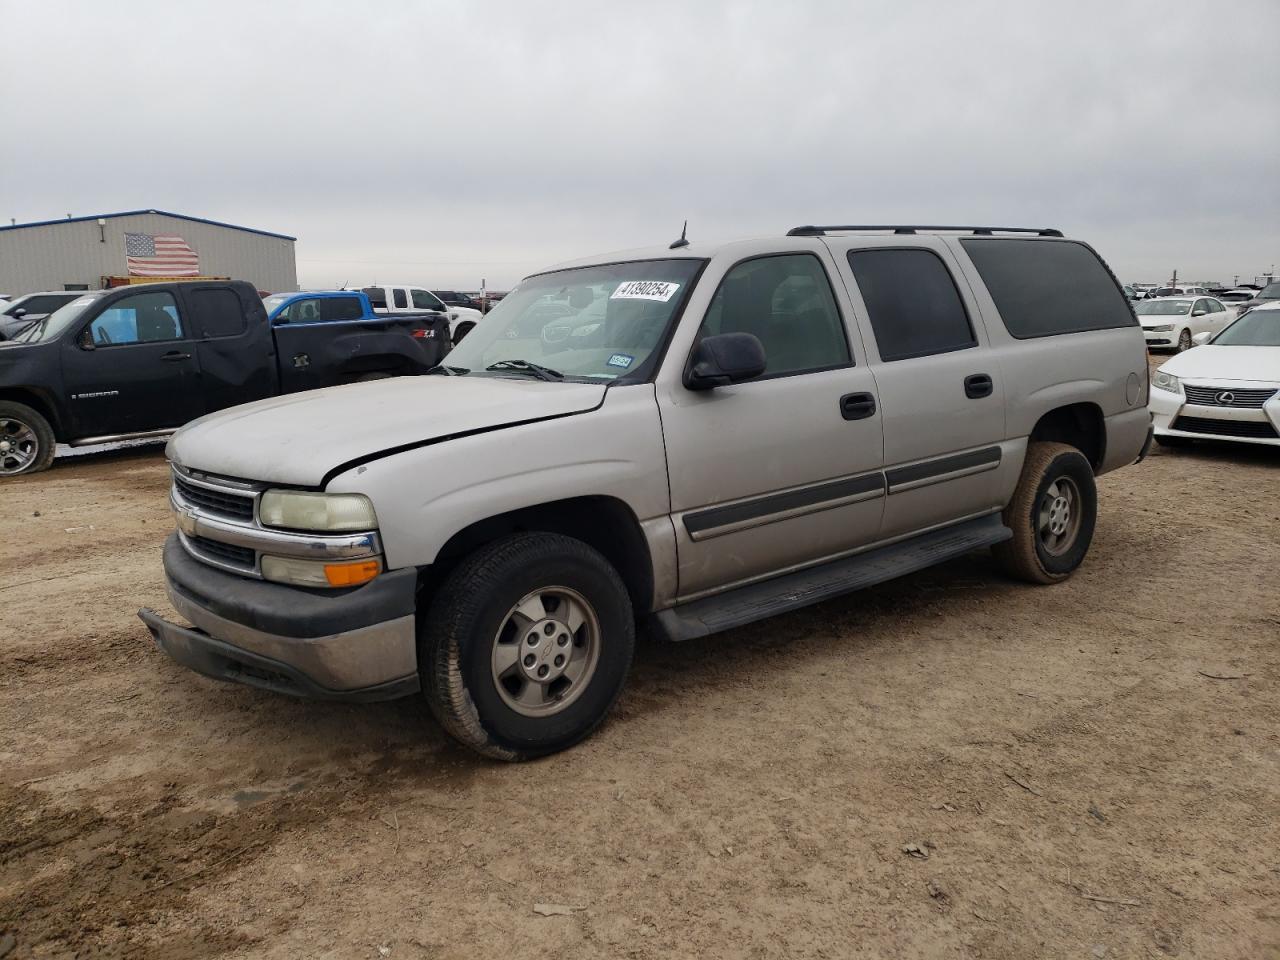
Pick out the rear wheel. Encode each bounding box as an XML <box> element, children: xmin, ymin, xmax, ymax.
<box><xmin>452</xmin><ymin>320</ymin><xmax>476</xmax><ymax>346</ymax></box>
<box><xmin>419</xmin><ymin>533</ymin><xmax>635</xmax><ymax>760</ymax></box>
<box><xmin>0</xmin><ymin>401</ymin><xmax>56</xmax><ymax>477</ymax></box>
<box><xmin>993</xmin><ymin>441</ymin><xmax>1097</xmax><ymax>584</ymax></box>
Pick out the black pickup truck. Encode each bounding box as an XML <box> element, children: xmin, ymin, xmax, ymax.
<box><xmin>0</xmin><ymin>280</ymin><xmax>449</xmax><ymax>476</ymax></box>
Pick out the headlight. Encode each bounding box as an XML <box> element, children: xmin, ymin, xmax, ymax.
<box><xmin>259</xmin><ymin>490</ymin><xmax>378</xmax><ymax>532</ymax></box>
<box><xmin>1151</xmin><ymin>371</ymin><xmax>1182</xmax><ymax>395</ymax></box>
<box><xmin>1147</xmin><ymin>324</ymin><xmax>1174</xmax><ymax>332</ymax></box>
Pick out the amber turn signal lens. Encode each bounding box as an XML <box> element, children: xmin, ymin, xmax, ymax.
<box><xmin>323</xmin><ymin>559</ymin><xmax>381</xmax><ymax>587</ymax></box>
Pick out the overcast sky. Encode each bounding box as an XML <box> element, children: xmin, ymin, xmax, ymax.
<box><xmin>2</xmin><ymin>0</ymin><xmax>1277</xmax><ymax>289</ymax></box>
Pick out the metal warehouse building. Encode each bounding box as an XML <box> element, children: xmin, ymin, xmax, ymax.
<box><xmin>0</xmin><ymin>209</ymin><xmax>297</xmax><ymax>296</ymax></box>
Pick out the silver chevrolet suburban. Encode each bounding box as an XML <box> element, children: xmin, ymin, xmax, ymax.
<box><xmin>140</xmin><ymin>225</ymin><xmax>1153</xmax><ymax>760</ymax></box>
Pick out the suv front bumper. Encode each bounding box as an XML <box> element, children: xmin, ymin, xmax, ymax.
<box><xmin>140</xmin><ymin>533</ymin><xmax>420</xmax><ymax>701</ymax></box>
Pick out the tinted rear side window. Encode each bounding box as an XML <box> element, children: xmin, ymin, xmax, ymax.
<box><xmin>320</xmin><ymin>296</ymin><xmax>364</xmax><ymax>321</ymax></box>
<box><xmin>847</xmin><ymin>249</ymin><xmax>976</xmax><ymax>362</ymax></box>
<box><xmin>362</xmin><ymin>287</ymin><xmax>387</xmax><ymax>309</ymax></box>
<box><xmin>393</xmin><ymin>288</ymin><xmax>409</xmax><ymax>308</ymax></box>
<box><xmin>188</xmin><ymin>288</ymin><xmax>246</xmax><ymax>338</ymax></box>
<box><xmin>960</xmin><ymin>239</ymin><xmax>1135</xmax><ymax>338</ymax></box>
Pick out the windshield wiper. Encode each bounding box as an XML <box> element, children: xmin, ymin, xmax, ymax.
<box><xmin>427</xmin><ymin>364</ymin><xmax>470</xmax><ymax>376</ymax></box>
<box><xmin>485</xmin><ymin>359</ymin><xmax>564</xmax><ymax>381</ymax></box>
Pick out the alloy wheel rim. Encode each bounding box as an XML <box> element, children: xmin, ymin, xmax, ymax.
<box><xmin>1037</xmin><ymin>476</ymin><xmax>1082</xmax><ymax>557</ymax></box>
<box><xmin>0</xmin><ymin>417</ymin><xmax>38</xmax><ymax>475</ymax></box>
<box><xmin>490</xmin><ymin>585</ymin><xmax>601</xmax><ymax>717</ymax></box>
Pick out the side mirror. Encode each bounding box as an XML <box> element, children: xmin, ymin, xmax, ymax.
<box><xmin>685</xmin><ymin>332</ymin><xmax>767</xmax><ymax>390</ymax></box>
<box><xmin>78</xmin><ymin>328</ymin><xmax>97</xmax><ymax>350</ymax></box>
<box><xmin>11</xmin><ymin>307</ymin><xmax>26</xmax><ymax>319</ymax></box>
<box><xmin>1192</xmin><ymin>308</ymin><xmax>1207</xmax><ymax>317</ymax></box>
<box><xmin>1192</xmin><ymin>331</ymin><xmax>1213</xmax><ymax>345</ymax></box>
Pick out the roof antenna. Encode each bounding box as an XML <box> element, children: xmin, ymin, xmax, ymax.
<box><xmin>669</xmin><ymin>220</ymin><xmax>689</xmax><ymax>250</ymax></box>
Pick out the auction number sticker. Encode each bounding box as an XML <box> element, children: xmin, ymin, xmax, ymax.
<box><xmin>611</xmin><ymin>280</ymin><xmax>680</xmax><ymax>302</ymax></box>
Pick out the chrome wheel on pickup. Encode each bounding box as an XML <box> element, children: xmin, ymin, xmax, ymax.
<box><xmin>0</xmin><ymin>402</ymin><xmax>56</xmax><ymax>477</ymax></box>
<box><xmin>420</xmin><ymin>532</ymin><xmax>634</xmax><ymax>760</ymax></box>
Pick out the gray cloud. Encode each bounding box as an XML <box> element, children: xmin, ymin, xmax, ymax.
<box><xmin>2</xmin><ymin>0</ymin><xmax>1276</xmax><ymax>288</ymax></box>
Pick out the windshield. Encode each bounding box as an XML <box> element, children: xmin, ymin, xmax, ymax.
<box><xmin>442</xmin><ymin>259</ymin><xmax>704</xmax><ymax>381</ymax></box>
<box><xmin>9</xmin><ymin>292</ymin><xmax>107</xmax><ymax>343</ymax></box>
<box><xmin>1213</xmin><ymin>308</ymin><xmax>1280</xmax><ymax>346</ymax></box>
<box><xmin>1136</xmin><ymin>299</ymin><xmax>1192</xmax><ymax>316</ymax></box>
<box><xmin>1260</xmin><ymin>282</ymin><xmax>1280</xmax><ymax>299</ymax></box>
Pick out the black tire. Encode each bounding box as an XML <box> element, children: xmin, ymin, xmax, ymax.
<box><xmin>0</xmin><ymin>401</ymin><xmax>56</xmax><ymax>477</ymax></box>
<box><xmin>1177</xmin><ymin>328</ymin><xmax>1193</xmax><ymax>352</ymax></box>
<box><xmin>452</xmin><ymin>320</ymin><xmax>475</xmax><ymax>346</ymax></box>
<box><xmin>419</xmin><ymin>533</ymin><xmax>635</xmax><ymax>761</ymax></box>
<box><xmin>1153</xmin><ymin>434</ymin><xmax>1192</xmax><ymax>449</ymax></box>
<box><xmin>992</xmin><ymin>441</ymin><xmax>1097</xmax><ymax>585</ymax></box>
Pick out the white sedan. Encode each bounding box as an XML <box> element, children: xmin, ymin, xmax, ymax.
<box><xmin>1149</xmin><ymin>303</ymin><xmax>1280</xmax><ymax>448</ymax></box>
<box><xmin>1135</xmin><ymin>296</ymin><xmax>1235</xmax><ymax>352</ymax></box>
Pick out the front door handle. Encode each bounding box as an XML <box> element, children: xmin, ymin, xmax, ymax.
<box><xmin>160</xmin><ymin>351</ymin><xmax>192</xmax><ymax>362</ymax></box>
<box><xmin>964</xmin><ymin>373</ymin><xmax>993</xmax><ymax>399</ymax></box>
<box><xmin>839</xmin><ymin>392</ymin><xmax>877</xmax><ymax>421</ymax></box>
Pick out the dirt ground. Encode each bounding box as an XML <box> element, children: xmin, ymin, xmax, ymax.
<box><xmin>2</xmin><ymin>423</ymin><xmax>1278</xmax><ymax>959</ymax></box>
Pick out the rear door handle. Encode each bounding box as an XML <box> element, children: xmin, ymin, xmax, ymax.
<box><xmin>839</xmin><ymin>392</ymin><xmax>877</xmax><ymax>421</ymax></box>
<box><xmin>160</xmin><ymin>351</ymin><xmax>192</xmax><ymax>362</ymax></box>
<box><xmin>964</xmin><ymin>373</ymin><xmax>993</xmax><ymax>399</ymax></box>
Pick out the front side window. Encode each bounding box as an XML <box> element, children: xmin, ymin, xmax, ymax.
<box><xmin>443</xmin><ymin>258</ymin><xmax>704</xmax><ymax>382</ymax></box>
<box><xmin>393</xmin><ymin>288</ymin><xmax>409</xmax><ymax>308</ymax></box>
<box><xmin>87</xmin><ymin>291</ymin><xmax>184</xmax><ymax>346</ymax></box>
<box><xmin>847</xmin><ymin>248</ymin><xmax>975</xmax><ymax>362</ymax></box>
<box><xmin>411</xmin><ymin>289</ymin><xmax>443</xmax><ymax>310</ymax></box>
<box><xmin>698</xmin><ymin>254</ymin><xmax>850</xmax><ymax>376</ymax></box>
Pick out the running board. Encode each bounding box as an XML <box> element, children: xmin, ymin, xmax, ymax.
<box><xmin>652</xmin><ymin>514</ymin><xmax>1012</xmax><ymax>642</ymax></box>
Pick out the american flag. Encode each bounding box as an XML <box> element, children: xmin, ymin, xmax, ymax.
<box><xmin>125</xmin><ymin>232</ymin><xmax>200</xmax><ymax>277</ymax></box>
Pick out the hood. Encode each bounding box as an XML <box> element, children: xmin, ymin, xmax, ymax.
<box><xmin>1158</xmin><ymin>345</ymin><xmax>1280</xmax><ymax>383</ymax></box>
<box><xmin>168</xmin><ymin>375</ymin><xmax>607</xmax><ymax>487</ymax></box>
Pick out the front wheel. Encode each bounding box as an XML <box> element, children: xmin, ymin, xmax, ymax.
<box><xmin>992</xmin><ymin>441</ymin><xmax>1098</xmax><ymax>584</ymax></box>
<box><xmin>0</xmin><ymin>401</ymin><xmax>56</xmax><ymax>477</ymax></box>
<box><xmin>1177</xmin><ymin>329</ymin><xmax>1193</xmax><ymax>352</ymax></box>
<box><xmin>452</xmin><ymin>320</ymin><xmax>475</xmax><ymax>346</ymax></box>
<box><xmin>419</xmin><ymin>533</ymin><xmax>635</xmax><ymax>760</ymax></box>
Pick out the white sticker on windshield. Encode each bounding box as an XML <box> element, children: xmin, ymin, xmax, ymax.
<box><xmin>611</xmin><ymin>280</ymin><xmax>680</xmax><ymax>302</ymax></box>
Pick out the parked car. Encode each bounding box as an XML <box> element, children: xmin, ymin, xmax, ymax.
<box><xmin>359</xmin><ymin>284</ymin><xmax>484</xmax><ymax>343</ymax></box>
<box><xmin>0</xmin><ymin>281</ymin><xmax>449</xmax><ymax>476</ymax></box>
<box><xmin>0</xmin><ymin>291</ymin><xmax>86</xmax><ymax>340</ymax></box>
<box><xmin>141</xmin><ymin>225</ymin><xmax>1151</xmax><ymax>759</ymax></box>
<box><xmin>431</xmin><ymin>290</ymin><xmax>490</xmax><ymax>314</ymax></box>
<box><xmin>1219</xmin><ymin>289</ymin><xmax>1260</xmax><ymax>305</ymax></box>
<box><xmin>1152</xmin><ymin>285</ymin><xmax>1208</xmax><ymax>297</ymax></box>
<box><xmin>1229</xmin><ymin>280</ymin><xmax>1280</xmax><ymax>317</ymax></box>
<box><xmin>1135</xmin><ymin>296</ymin><xmax>1234</xmax><ymax>351</ymax></box>
<box><xmin>1149</xmin><ymin>303</ymin><xmax>1280</xmax><ymax>447</ymax></box>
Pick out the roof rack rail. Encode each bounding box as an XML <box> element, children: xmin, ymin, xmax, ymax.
<box><xmin>786</xmin><ymin>224</ymin><xmax>1063</xmax><ymax>238</ymax></box>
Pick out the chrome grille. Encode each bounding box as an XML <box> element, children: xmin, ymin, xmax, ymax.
<box><xmin>1183</xmin><ymin>385</ymin><xmax>1278</xmax><ymax>408</ymax></box>
<box><xmin>187</xmin><ymin>535</ymin><xmax>257</xmax><ymax>570</ymax></box>
<box><xmin>173</xmin><ymin>474</ymin><xmax>255</xmax><ymax>522</ymax></box>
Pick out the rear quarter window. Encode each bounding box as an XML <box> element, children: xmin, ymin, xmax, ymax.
<box><xmin>187</xmin><ymin>288</ymin><xmax>246</xmax><ymax>339</ymax></box>
<box><xmin>959</xmin><ymin>239</ymin><xmax>1136</xmax><ymax>339</ymax></box>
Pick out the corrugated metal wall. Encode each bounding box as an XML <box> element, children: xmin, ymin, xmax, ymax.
<box><xmin>0</xmin><ymin>213</ymin><xmax>298</xmax><ymax>295</ymax></box>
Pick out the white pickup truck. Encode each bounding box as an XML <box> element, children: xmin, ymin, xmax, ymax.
<box><xmin>358</xmin><ymin>284</ymin><xmax>483</xmax><ymax>344</ymax></box>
